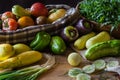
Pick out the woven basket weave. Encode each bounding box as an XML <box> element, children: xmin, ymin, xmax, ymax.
<box><xmin>0</xmin><ymin>4</ymin><xmax>80</xmax><ymax>44</ymax></box>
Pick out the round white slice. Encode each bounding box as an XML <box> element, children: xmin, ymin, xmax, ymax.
<box><xmin>68</xmin><ymin>68</ymin><xmax>83</xmax><ymax>77</ymax></box>
<box><xmin>93</xmin><ymin>59</ymin><xmax>106</xmax><ymax>70</ymax></box>
<box><xmin>76</xmin><ymin>73</ymin><xmax>91</xmax><ymax>80</ymax></box>
<box><xmin>106</xmin><ymin>60</ymin><xmax>119</xmax><ymax>68</ymax></box>
<box><xmin>82</xmin><ymin>64</ymin><xmax>95</xmax><ymax>74</ymax></box>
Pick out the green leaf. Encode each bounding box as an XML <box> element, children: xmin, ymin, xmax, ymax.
<box><xmin>79</xmin><ymin>0</ymin><xmax>120</xmax><ymax>31</ymax></box>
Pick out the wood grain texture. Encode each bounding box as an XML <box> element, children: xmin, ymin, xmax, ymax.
<box><xmin>37</xmin><ymin>48</ymin><xmax>120</xmax><ymax>80</ymax></box>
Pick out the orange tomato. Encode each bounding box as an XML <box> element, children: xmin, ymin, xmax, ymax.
<box><xmin>18</xmin><ymin>16</ymin><xmax>34</xmax><ymax>28</ymax></box>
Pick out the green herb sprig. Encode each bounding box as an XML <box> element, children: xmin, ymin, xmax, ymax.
<box><xmin>79</xmin><ymin>0</ymin><xmax>120</xmax><ymax>32</ymax></box>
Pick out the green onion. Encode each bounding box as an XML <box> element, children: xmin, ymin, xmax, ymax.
<box><xmin>0</xmin><ymin>54</ymin><xmax>55</xmax><ymax>80</ymax></box>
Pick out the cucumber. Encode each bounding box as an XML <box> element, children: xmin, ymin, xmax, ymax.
<box><xmin>82</xmin><ymin>64</ymin><xmax>95</xmax><ymax>74</ymax></box>
<box><xmin>50</xmin><ymin>36</ymin><xmax>66</xmax><ymax>54</ymax></box>
<box><xmin>106</xmin><ymin>60</ymin><xmax>119</xmax><ymax>68</ymax></box>
<box><xmin>85</xmin><ymin>40</ymin><xmax>120</xmax><ymax>60</ymax></box>
<box><xmin>93</xmin><ymin>59</ymin><xmax>106</xmax><ymax>70</ymax></box>
<box><xmin>76</xmin><ymin>73</ymin><xmax>91</xmax><ymax>80</ymax></box>
<box><xmin>68</xmin><ymin>68</ymin><xmax>83</xmax><ymax>77</ymax></box>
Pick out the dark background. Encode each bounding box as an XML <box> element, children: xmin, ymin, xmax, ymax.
<box><xmin>0</xmin><ymin>0</ymin><xmax>82</xmax><ymax>13</ymax></box>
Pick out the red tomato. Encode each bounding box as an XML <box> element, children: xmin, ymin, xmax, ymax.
<box><xmin>1</xmin><ymin>11</ymin><xmax>16</xmax><ymax>21</ymax></box>
<box><xmin>2</xmin><ymin>18</ymin><xmax>18</xmax><ymax>31</ymax></box>
<box><xmin>30</xmin><ymin>2</ymin><xmax>48</xmax><ymax>17</ymax></box>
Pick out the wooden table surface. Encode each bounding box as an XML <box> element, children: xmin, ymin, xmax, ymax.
<box><xmin>37</xmin><ymin>48</ymin><xmax>120</xmax><ymax>80</ymax></box>
<box><xmin>38</xmin><ymin>48</ymin><xmax>75</xmax><ymax>80</ymax></box>
<box><xmin>39</xmin><ymin>55</ymin><xmax>74</xmax><ymax>80</ymax></box>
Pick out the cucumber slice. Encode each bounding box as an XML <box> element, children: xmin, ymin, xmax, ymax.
<box><xmin>68</xmin><ymin>68</ymin><xmax>83</xmax><ymax>77</ymax></box>
<box><xmin>93</xmin><ymin>59</ymin><xmax>106</xmax><ymax>70</ymax></box>
<box><xmin>76</xmin><ymin>73</ymin><xmax>91</xmax><ymax>80</ymax></box>
<box><xmin>106</xmin><ymin>60</ymin><xmax>119</xmax><ymax>68</ymax></box>
<box><xmin>82</xmin><ymin>64</ymin><xmax>95</xmax><ymax>74</ymax></box>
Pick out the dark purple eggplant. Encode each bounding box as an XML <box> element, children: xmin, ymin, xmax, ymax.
<box><xmin>75</xmin><ymin>19</ymin><xmax>93</xmax><ymax>35</ymax></box>
<box><xmin>61</xmin><ymin>26</ymin><xmax>79</xmax><ymax>42</ymax></box>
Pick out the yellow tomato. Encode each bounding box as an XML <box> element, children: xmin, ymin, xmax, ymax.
<box><xmin>18</xmin><ymin>16</ymin><xmax>34</xmax><ymax>28</ymax></box>
<box><xmin>48</xmin><ymin>9</ymin><xmax>66</xmax><ymax>23</ymax></box>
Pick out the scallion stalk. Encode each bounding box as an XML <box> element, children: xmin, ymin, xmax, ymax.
<box><xmin>0</xmin><ymin>54</ymin><xmax>55</xmax><ymax>80</ymax></box>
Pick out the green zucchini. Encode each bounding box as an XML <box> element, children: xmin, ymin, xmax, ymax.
<box><xmin>85</xmin><ymin>40</ymin><xmax>120</xmax><ymax>60</ymax></box>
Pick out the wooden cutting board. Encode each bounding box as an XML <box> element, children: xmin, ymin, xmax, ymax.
<box><xmin>37</xmin><ymin>48</ymin><xmax>74</xmax><ymax>80</ymax></box>
<box><xmin>37</xmin><ymin>48</ymin><xmax>120</xmax><ymax>80</ymax></box>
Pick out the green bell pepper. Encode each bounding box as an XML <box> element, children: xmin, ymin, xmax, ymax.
<box><xmin>30</xmin><ymin>31</ymin><xmax>51</xmax><ymax>51</ymax></box>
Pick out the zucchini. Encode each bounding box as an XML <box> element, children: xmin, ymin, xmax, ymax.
<box><xmin>85</xmin><ymin>40</ymin><xmax>120</xmax><ymax>60</ymax></box>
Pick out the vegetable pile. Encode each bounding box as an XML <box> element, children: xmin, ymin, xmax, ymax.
<box><xmin>0</xmin><ymin>54</ymin><xmax>55</xmax><ymax>80</ymax></box>
<box><xmin>79</xmin><ymin>0</ymin><xmax>120</xmax><ymax>31</ymax></box>
<box><xmin>0</xmin><ymin>42</ymin><xmax>56</xmax><ymax>80</ymax></box>
<box><xmin>0</xmin><ymin>1</ymin><xmax>120</xmax><ymax>80</ymax></box>
<box><xmin>0</xmin><ymin>2</ymin><xmax>67</xmax><ymax>31</ymax></box>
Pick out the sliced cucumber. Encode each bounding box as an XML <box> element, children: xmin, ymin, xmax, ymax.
<box><xmin>68</xmin><ymin>68</ymin><xmax>83</xmax><ymax>77</ymax></box>
<box><xmin>76</xmin><ymin>73</ymin><xmax>91</xmax><ymax>80</ymax></box>
<box><xmin>93</xmin><ymin>59</ymin><xmax>106</xmax><ymax>70</ymax></box>
<box><xmin>106</xmin><ymin>60</ymin><xmax>119</xmax><ymax>68</ymax></box>
<box><xmin>82</xmin><ymin>64</ymin><xmax>95</xmax><ymax>74</ymax></box>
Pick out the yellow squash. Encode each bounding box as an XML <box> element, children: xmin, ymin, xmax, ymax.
<box><xmin>0</xmin><ymin>44</ymin><xmax>15</xmax><ymax>61</ymax></box>
<box><xmin>74</xmin><ymin>32</ymin><xmax>96</xmax><ymax>50</ymax></box>
<box><xmin>86</xmin><ymin>31</ymin><xmax>111</xmax><ymax>49</ymax></box>
<box><xmin>0</xmin><ymin>51</ymin><xmax>42</xmax><ymax>70</ymax></box>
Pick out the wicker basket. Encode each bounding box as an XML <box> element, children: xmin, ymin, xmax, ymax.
<box><xmin>76</xmin><ymin>2</ymin><xmax>120</xmax><ymax>39</ymax></box>
<box><xmin>0</xmin><ymin>4</ymin><xmax>80</xmax><ymax>44</ymax></box>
